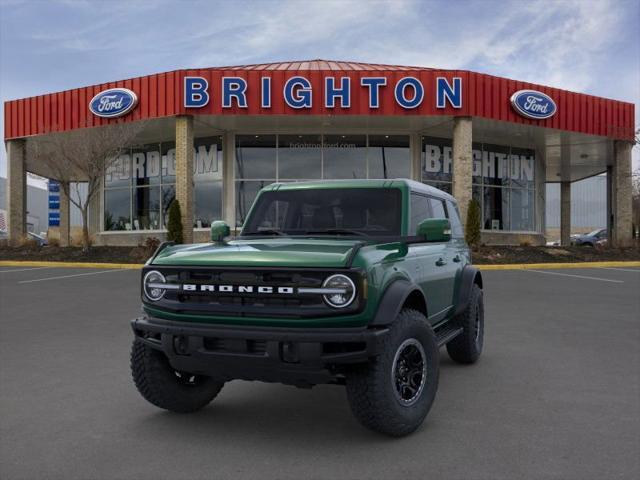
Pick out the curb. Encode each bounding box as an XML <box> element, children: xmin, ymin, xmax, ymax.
<box><xmin>476</xmin><ymin>261</ymin><xmax>640</xmax><ymax>270</ymax></box>
<box><xmin>1</xmin><ymin>260</ymin><xmax>639</xmax><ymax>271</ymax></box>
<box><xmin>0</xmin><ymin>260</ymin><xmax>144</xmax><ymax>269</ymax></box>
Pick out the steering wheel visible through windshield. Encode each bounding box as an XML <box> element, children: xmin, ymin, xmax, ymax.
<box><xmin>241</xmin><ymin>188</ymin><xmax>402</xmax><ymax>237</ymax></box>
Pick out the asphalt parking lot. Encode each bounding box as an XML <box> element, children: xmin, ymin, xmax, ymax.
<box><xmin>1</xmin><ymin>265</ymin><xmax>639</xmax><ymax>480</ymax></box>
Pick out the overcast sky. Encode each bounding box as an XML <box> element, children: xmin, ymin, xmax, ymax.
<box><xmin>1</xmin><ymin>0</ymin><xmax>638</xmax><ymax>182</ymax></box>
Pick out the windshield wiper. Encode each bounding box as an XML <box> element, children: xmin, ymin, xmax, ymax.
<box><xmin>305</xmin><ymin>228</ymin><xmax>369</xmax><ymax>237</ymax></box>
<box><xmin>244</xmin><ymin>229</ymin><xmax>287</xmax><ymax>236</ymax></box>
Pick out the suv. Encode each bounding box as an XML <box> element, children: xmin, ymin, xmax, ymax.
<box><xmin>131</xmin><ymin>179</ymin><xmax>484</xmax><ymax>436</ymax></box>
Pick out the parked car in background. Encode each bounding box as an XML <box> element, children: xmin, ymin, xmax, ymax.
<box><xmin>0</xmin><ymin>230</ymin><xmax>47</xmax><ymax>245</ymax></box>
<box><xmin>27</xmin><ymin>231</ymin><xmax>48</xmax><ymax>246</ymax></box>
<box><xmin>571</xmin><ymin>229</ymin><xmax>607</xmax><ymax>247</ymax></box>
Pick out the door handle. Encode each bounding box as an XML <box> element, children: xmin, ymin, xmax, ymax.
<box><xmin>436</xmin><ymin>258</ymin><xmax>447</xmax><ymax>266</ymax></box>
<box><xmin>453</xmin><ymin>255</ymin><xmax>461</xmax><ymax>263</ymax></box>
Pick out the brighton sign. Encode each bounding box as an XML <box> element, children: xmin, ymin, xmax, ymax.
<box><xmin>89</xmin><ymin>88</ymin><xmax>138</xmax><ymax>118</ymax></box>
<box><xmin>510</xmin><ymin>89</ymin><xmax>557</xmax><ymax>120</ymax></box>
<box><xmin>183</xmin><ymin>75</ymin><xmax>464</xmax><ymax>110</ymax></box>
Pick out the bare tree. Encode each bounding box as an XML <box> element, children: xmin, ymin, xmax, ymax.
<box><xmin>27</xmin><ymin>122</ymin><xmax>143</xmax><ymax>251</ymax></box>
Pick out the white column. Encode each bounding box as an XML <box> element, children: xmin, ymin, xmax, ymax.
<box><xmin>452</xmin><ymin>117</ymin><xmax>473</xmax><ymax>225</ymax></box>
<box><xmin>611</xmin><ymin>141</ymin><xmax>633</xmax><ymax>247</ymax></box>
<box><xmin>175</xmin><ymin>115</ymin><xmax>194</xmax><ymax>243</ymax></box>
<box><xmin>6</xmin><ymin>139</ymin><xmax>27</xmax><ymax>246</ymax></box>
<box><xmin>560</xmin><ymin>181</ymin><xmax>571</xmax><ymax>246</ymax></box>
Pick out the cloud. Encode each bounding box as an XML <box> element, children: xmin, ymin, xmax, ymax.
<box><xmin>1</xmin><ymin>0</ymin><xmax>638</xmax><ymax>177</ymax></box>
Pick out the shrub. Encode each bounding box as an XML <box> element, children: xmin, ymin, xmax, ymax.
<box><xmin>166</xmin><ymin>200</ymin><xmax>183</xmax><ymax>244</ymax></box>
<box><xmin>48</xmin><ymin>237</ymin><xmax>60</xmax><ymax>247</ymax></box>
<box><xmin>465</xmin><ymin>199</ymin><xmax>481</xmax><ymax>248</ymax></box>
<box><xmin>143</xmin><ymin>236</ymin><xmax>161</xmax><ymax>252</ymax></box>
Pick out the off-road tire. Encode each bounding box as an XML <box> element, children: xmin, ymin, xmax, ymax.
<box><xmin>131</xmin><ymin>340</ymin><xmax>224</xmax><ymax>413</ymax></box>
<box><xmin>446</xmin><ymin>283</ymin><xmax>484</xmax><ymax>364</ymax></box>
<box><xmin>345</xmin><ymin>309</ymin><xmax>439</xmax><ymax>437</ymax></box>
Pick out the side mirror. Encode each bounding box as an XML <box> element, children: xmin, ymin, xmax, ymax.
<box><xmin>417</xmin><ymin>218</ymin><xmax>451</xmax><ymax>242</ymax></box>
<box><xmin>210</xmin><ymin>221</ymin><xmax>230</xmax><ymax>244</ymax></box>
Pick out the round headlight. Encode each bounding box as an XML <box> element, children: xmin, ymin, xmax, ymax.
<box><xmin>322</xmin><ymin>274</ymin><xmax>356</xmax><ymax>308</ymax></box>
<box><xmin>143</xmin><ymin>270</ymin><xmax>166</xmax><ymax>301</ymax></box>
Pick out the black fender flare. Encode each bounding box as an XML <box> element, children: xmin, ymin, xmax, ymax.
<box><xmin>453</xmin><ymin>265</ymin><xmax>483</xmax><ymax>317</ymax></box>
<box><xmin>369</xmin><ymin>279</ymin><xmax>427</xmax><ymax>326</ymax></box>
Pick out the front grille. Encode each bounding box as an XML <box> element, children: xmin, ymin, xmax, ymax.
<box><xmin>144</xmin><ymin>267</ymin><xmax>363</xmax><ymax>319</ymax></box>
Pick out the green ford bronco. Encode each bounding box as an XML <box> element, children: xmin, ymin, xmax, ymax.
<box><xmin>130</xmin><ymin>179</ymin><xmax>484</xmax><ymax>436</ymax></box>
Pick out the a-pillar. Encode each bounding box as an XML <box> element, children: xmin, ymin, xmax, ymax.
<box><xmin>59</xmin><ymin>181</ymin><xmax>70</xmax><ymax>247</ymax></box>
<box><xmin>6</xmin><ymin>139</ymin><xmax>27</xmax><ymax>245</ymax></box>
<box><xmin>452</xmin><ymin>117</ymin><xmax>473</xmax><ymax>226</ymax></box>
<box><xmin>610</xmin><ymin>141</ymin><xmax>633</xmax><ymax>247</ymax></box>
<box><xmin>222</xmin><ymin>132</ymin><xmax>236</xmax><ymax>230</ymax></box>
<box><xmin>175</xmin><ymin>115</ymin><xmax>194</xmax><ymax>243</ymax></box>
<box><xmin>560</xmin><ymin>181</ymin><xmax>571</xmax><ymax>246</ymax></box>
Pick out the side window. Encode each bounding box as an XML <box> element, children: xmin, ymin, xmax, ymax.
<box><xmin>446</xmin><ymin>200</ymin><xmax>464</xmax><ymax>238</ymax></box>
<box><xmin>429</xmin><ymin>197</ymin><xmax>448</xmax><ymax>219</ymax></box>
<box><xmin>409</xmin><ymin>193</ymin><xmax>431</xmax><ymax>234</ymax></box>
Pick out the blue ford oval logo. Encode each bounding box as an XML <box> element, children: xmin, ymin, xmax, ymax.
<box><xmin>510</xmin><ymin>89</ymin><xmax>556</xmax><ymax>120</ymax></box>
<box><xmin>89</xmin><ymin>88</ymin><xmax>138</xmax><ymax>118</ymax></box>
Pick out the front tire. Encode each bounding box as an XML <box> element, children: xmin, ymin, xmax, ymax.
<box><xmin>131</xmin><ymin>340</ymin><xmax>224</xmax><ymax>413</ymax></box>
<box><xmin>446</xmin><ymin>283</ymin><xmax>484</xmax><ymax>364</ymax></box>
<box><xmin>345</xmin><ymin>309</ymin><xmax>439</xmax><ymax>436</ymax></box>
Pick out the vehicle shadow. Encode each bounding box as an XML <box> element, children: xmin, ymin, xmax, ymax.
<box><xmin>130</xmin><ymin>352</ymin><xmax>462</xmax><ymax>447</ymax></box>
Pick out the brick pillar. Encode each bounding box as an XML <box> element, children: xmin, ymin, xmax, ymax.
<box><xmin>6</xmin><ymin>139</ymin><xmax>27</xmax><ymax>246</ymax></box>
<box><xmin>222</xmin><ymin>132</ymin><xmax>236</xmax><ymax>230</ymax></box>
<box><xmin>175</xmin><ymin>115</ymin><xmax>194</xmax><ymax>243</ymax></box>
<box><xmin>611</xmin><ymin>141</ymin><xmax>633</xmax><ymax>247</ymax></box>
<box><xmin>59</xmin><ymin>181</ymin><xmax>70</xmax><ymax>247</ymax></box>
<box><xmin>560</xmin><ymin>181</ymin><xmax>571</xmax><ymax>246</ymax></box>
<box><xmin>452</xmin><ymin>117</ymin><xmax>473</xmax><ymax>226</ymax></box>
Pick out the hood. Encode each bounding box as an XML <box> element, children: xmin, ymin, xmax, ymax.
<box><xmin>150</xmin><ymin>238</ymin><xmax>364</xmax><ymax>268</ymax></box>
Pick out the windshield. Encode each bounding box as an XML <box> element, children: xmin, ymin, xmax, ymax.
<box><xmin>241</xmin><ymin>188</ymin><xmax>402</xmax><ymax>237</ymax></box>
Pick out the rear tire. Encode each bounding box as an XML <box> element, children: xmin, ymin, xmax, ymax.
<box><xmin>345</xmin><ymin>309</ymin><xmax>439</xmax><ymax>437</ymax></box>
<box><xmin>446</xmin><ymin>283</ymin><xmax>484</xmax><ymax>364</ymax></box>
<box><xmin>131</xmin><ymin>340</ymin><xmax>224</xmax><ymax>413</ymax></box>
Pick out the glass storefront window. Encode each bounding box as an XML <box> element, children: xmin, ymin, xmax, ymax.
<box><xmin>368</xmin><ymin>135</ymin><xmax>410</xmax><ymax>179</ymax></box>
<box><xmin>132</xmin><ymin>143</ymin><xmax>161</xmax><ymax>187</ymax></box>
<box><xmin>161</xmin><ymin>185</ymin><xmax>175</xmax><ymax>227</ymax></box>
<box><xmin>104</xmin><ymin>135</ymin><xmax>223</xmax><ymax>232</ymax></box>
<box><xmin>483</xmin><ymin>186</ymin><xmax>509</xmax><ymax>230</ymax></box>
<box><xmin>510</xmin><ymin>189</ymin><xmax>535</xmax><ymax>231</ymax></box>
<box><xmin>236</xmin><ymin>180</ymin><xmax>274</xmax><ymax>227</ymax></box>
<box><xmin>132</xmin><ymin>186</ymin><xmax>160</xmax><ymax>230</ymax></box>
<box><xmin>422</xmin><ymin>136</ymin><xmax>537</xmax><ymax>232</ymax></box>
<box><xmin>194</xmin><ymin>136</ymin><xmax>222</xmax><ymax>183</ymax></box>
<box><xmin>323</xmin><ymin>134</ymin><xmax>366</xmax><ymax>179</ymax></box>
<box><xmin>424</xmin><ymin>181</ymin><xmax>452</xmax><ymax>195</ymax></box>
<box><xmin>278</xmin><ymin>134</ymin><xmax>322</xmax><ymax>179</ymax></box>
<box><xmin>105</xmin><ymin>153</ymin><xmax>131</xmax><ymax>188</ymax></box>
<box><xmin>104</xmin><ymin>188</ymin><xmax>131</xmax><ymax>231</ymax></box>
<box><xmin>161</xmin><ymin>141</ymin><xmax>176</xmax><ymax>183</ymax></box>
<box><xmin>235</xmin><ymin>135</ymin><xmax>276</xmax><ymax>179</ymax></box>
<box><xmin>509</xmin><ymin>147</ymin><xmax>535</xmax><ymax>189</ymax></box>
<box><xmin>194</xmin><ymin>181</ymin><xmax>222</xmax><ymax>228</ymax></box>
<box><xmin>422</xmin><ymin>136</ymin><xmax>453</xmax><ymax>184</ymax></box>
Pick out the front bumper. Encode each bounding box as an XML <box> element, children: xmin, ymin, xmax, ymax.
<box><xmin>131</xmin><ymin>316</ymin><xmax>389</xmax><ymax>386</ymax></box>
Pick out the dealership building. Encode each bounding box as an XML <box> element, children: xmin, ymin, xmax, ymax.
<box><xmin>3</xmin><ymin>60</ymin><xmax>636</xmax><ymax>246</ymax></box>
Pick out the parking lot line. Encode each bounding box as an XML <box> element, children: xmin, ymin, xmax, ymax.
<box><xmin>17</xmin><ymin>269</ymin><xmax>128</xmax><ymax>284</ymax></box>
<box><xmin>597</xmin><ymin>267</ymin><xmax>640</xmax><ymax>273</ymax></box>
<box><xmin>0</xmin><ymin>267</ymin><xmax>53</xmax><ymax>273</ymax></box>
<box><xmin>525</xmin><ymin>269</ymin><xmax>624</xmax><ymax>283</ymax></box>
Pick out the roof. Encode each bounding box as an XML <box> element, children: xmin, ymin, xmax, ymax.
<box><xmin>4</xmin><ymin>59</ymin><xmax>635</xmax><ymax>141</ymax></box>
<box><xmin>213</xmin><ymin>59</ymin><xmax>434</xmax><ymax>71</ymax></box>
<box><xmin>263</xmin><ymin>179</ymin><xmax>456</xmax><ymax>201</ymax></box>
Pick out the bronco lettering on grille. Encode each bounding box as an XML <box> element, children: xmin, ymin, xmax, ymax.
<box><xmin>182</xmin><ymin>284</ymin><xmax>295</xmax><ymax>294</ymax></box>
